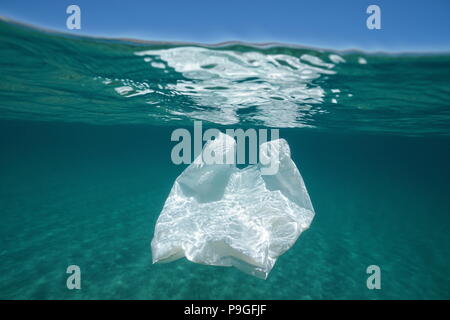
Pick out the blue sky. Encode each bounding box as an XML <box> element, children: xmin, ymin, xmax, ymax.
<box><xmin>1</xmin><ymin>0</ymin><xmax>449</xmax><ymax>51</ymax></box>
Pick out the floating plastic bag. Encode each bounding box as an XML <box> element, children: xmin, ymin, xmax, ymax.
<box><xmin>151</xmin><ymin>132</ymin><xmax>315</xmax><ymax>279</ymax></box>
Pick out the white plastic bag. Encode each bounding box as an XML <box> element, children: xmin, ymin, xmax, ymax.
<box><xmin>151</xmin><ymin>132</ymin><xmax>315</xmax><ymax>279</ymax></box>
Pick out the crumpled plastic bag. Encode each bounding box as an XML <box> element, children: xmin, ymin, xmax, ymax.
<box><xmin>151</xmin><ymin>132</ymin><xmax>315</xmax><ymax>279</ymax></box>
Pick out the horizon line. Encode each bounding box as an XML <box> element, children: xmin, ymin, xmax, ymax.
<box><xmin>2</xmin><ymin>15</ymin><xmax>449</xmax><ymax>56</ymax></box>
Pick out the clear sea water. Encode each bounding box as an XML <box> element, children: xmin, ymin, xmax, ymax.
<box><xmin>0</xmin><ymin>18</ymin><xmax>449</xmax><ymax>300</ymax></box>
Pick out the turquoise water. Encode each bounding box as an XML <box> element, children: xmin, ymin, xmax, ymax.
<box><xmin>0</xmin><ymin>18</ymin><xmax>449</xmax><ymax>299</ymax></box>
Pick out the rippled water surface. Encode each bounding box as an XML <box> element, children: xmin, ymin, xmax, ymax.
<box><xmin>1</xmin><ymin>18</ymin><xmax>449</xmax><ymax>134</ymax></box>
<box><xmin>0</xmin><ymin>18</ymin><xmax>449</xmax><ymax>299</ymax></box>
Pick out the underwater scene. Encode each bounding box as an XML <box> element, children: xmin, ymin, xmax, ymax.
<box><xmin>0</xmin><ymin>18</ymin><xmax>449</xmax><ymax>299</ymax></box>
